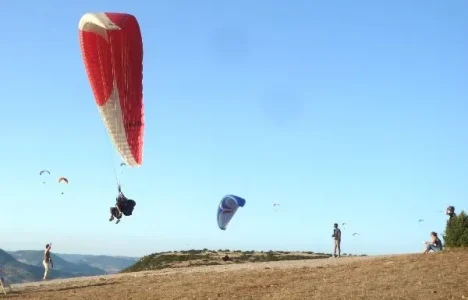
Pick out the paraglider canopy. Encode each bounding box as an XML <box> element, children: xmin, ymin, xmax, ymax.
<box><xmin>79</xmin><ymin>12</ymin><xmax>144</xmax><ymax>167</ymax></box>
<box><xmin>217</xmin><ymin>195</ymin><xmax>246</xmax><ymax>230</ymax></box>
<box><xmin>39</xmin><ymin>170</ymin><xmax>51</xmax><ymax>184</ymax></box>
<box><xmin>58</xmin><ymin>177</ymin><xmax>68</xmax><ymax>184</ymax></box>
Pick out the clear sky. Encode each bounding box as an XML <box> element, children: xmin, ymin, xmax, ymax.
<box><xmin>0</xmin><ymin>0</ymin><xmax>467</xmax><ymax>257</ymax></box>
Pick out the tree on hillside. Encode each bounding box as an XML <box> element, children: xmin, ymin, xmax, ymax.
<box><xmin>443</xmin><ymin>210</ymin><xmax>468</xmax><ymax>247</ymax></box>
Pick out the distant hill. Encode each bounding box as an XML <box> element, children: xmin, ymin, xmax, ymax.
<box><xmin>122</xmin><ymin>249</ymin><xmax>334</xmax><ymax>273</ymax></box>
<box><xmin>55</xmin><ymin>253</ymin><xmax>139</xmax><ymax>274</ymax></box>
<box><xmin>2</xmin><ymin>249</ymin><xmax>139</xmax><ymax>284</ymax></box>
<box><xmin>9</xmin><ymin>251</ymin><xmax>106</xmax><ymax>277</ymax></box>
<box><xmin>0</xmin><ymin>249</ymin><xmax>69</xmax><ymax>284</ymax></box>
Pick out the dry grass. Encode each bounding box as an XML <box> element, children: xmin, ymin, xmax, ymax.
<box><xmin>3</xmin><ymin>250</ymin><xmax>467</xmax><ymax>300</ymax></box>
<box><xmin>122</xmin><ymin>250</ymin><xmax>333</xmax><ymax>272</ymax></box>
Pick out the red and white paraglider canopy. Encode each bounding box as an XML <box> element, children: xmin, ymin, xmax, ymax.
<box><xmin>79</xmin><ymin>13</ymin><xmax>144</xmax><ymax>167</ymax></box>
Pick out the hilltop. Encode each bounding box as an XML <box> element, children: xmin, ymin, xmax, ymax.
<box><xmin>5</xmin><ymin>249</ymin><xmax>467</xmax><ymax>299</ymax></box>
<box><xmin>121</xmin><ymin>249</ymin><xmax>362</xmax><ymax>273</ymax></box>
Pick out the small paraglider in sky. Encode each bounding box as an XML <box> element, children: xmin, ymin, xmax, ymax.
<box><xmin>418</xmin><ymin>219</ymin><xmax>424</xmax><ymax>223</ymax></box>
<box><xmin>217</xmin><ymin>195</ymin><xmax>246</xmax><ymax>230</ymax></box>
<box><xmin>58</xmin><ymin>177</ymin><xmax>69</xmax><ymax>195</ymax></box>
<box><xmin>273</xmin><ymin>202</ymin><xmax>280</xmax><ymax>212</ymax></box>
<box><xmin>58</xmin><ymin>177</ymin><xmax>68</xmax><ymax>184</ymax></box>
<box><xmin>39</xmin><ymin>170</ymin><xmax>50</xmax><ymax>184</ymax></box>
<box><xmin>352</xmin><ymin>232</ymin><xmax>360</xmax><ymax>236</ymax></box>
<box><xmin>119</xmin><ymin>162</ymin><xmax>127</xmax><ymax>174</ymax></box>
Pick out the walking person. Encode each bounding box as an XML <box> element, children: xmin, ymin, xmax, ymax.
<box><xmin>332</xmin><ymin>223</ymin><xmax>341</xmax><ymax>258</ymax></box>
<box><xmin>42</xmin><ymin>243</ymin><xmax>54</xmax><ymax>280</ymax></box>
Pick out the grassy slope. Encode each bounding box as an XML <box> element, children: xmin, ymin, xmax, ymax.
<box><xmin>121</xmin><ymin>249</ymin><xmax>350</xmax><ymax>273</ymax></box>
<box><xmin>6</xmin><ymin>249</ymin><xmax>468</xmax><ymax>299</ymax></box>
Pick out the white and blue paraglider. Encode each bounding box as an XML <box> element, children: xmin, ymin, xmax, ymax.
<box><xmin>217</xmin><ymin>195</ymin><xmax>246</xmax><ymax>230</ymax></box>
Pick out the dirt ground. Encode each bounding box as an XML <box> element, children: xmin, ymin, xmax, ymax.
<box><xmin>2</xmin><ymin>250</ymin><xmax>467</xmax><ymax>300</ymax></box>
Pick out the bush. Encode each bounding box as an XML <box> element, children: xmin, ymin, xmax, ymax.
<box><xmin>443</xmin><ymin>211</ymin><xmax>468</xmax><ymax>248</ymax></box>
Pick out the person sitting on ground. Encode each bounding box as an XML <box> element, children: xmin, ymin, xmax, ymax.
<box><xmin>423</xmin><ymin>231</ymin><xmax>443</xmax><ymax>254</ymax></box>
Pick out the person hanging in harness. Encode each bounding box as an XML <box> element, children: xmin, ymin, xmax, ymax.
<box><xmin>109</xmin><ymin>184</ymin><xmax>136</xmax><ymax>224</ymax></box>
<box><xmin>446</xmin><ymin>206</ymin><xmax>456</xmax><ymax>220</ymax></box>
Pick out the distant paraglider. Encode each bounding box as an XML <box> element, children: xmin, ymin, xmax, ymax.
<box><xmin>273</xmin><ymin>202</ymin><xmax>280</xmax><ymax>212</ymax></box>
<box><xmin>119</xmin><ymin>162</ymin><xmax>127</xmax><ymax>175</ymax></box>
<box><xmin>352</xmin><ymin>233</ymin><xmax>360</xmax><ymax>236</ymax></box>
<box><xmin>217</xmin><ymin>195</ymin><xmax>246</xmax><ymax>230</ymax></box>
<box><xmin>418</xmin><ymin>219</ymin><xmax>424</xmax><ymax>223</ymax></box>
<box><xmin>58</xmin><ymin>177</ymin><xmax>68</xmax><ymax>184</ymax></box>
<box><xmin>39</xmin><ymin>170</ymin><xmax>50</xmax><ymax>184</ymax></box>
<box><xmin>58</xmin><ymin>177</ymin><xmax>69</xmax><ymax>195</ymax></box>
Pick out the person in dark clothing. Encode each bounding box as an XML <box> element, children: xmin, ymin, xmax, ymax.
<box><xmin>446</xmin><ymin>206</ymin><xmax>456</xmax><ymax>220</ymax></box>
<box><xmin>109</xmin><ymin>184</ymin><xmax>136</xmax><ymax>224</ymax></box>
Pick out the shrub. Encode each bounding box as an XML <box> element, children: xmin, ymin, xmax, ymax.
<box><xmin>443</xmin><ymin>211</ymin><xmax>468</xmax><ymax>248</ymax></box>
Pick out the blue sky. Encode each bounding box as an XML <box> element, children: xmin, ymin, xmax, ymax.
<box><xmin>0</xmin><ymin>0</ymin><xmax>467</xmax><ymax>257</ymax></box>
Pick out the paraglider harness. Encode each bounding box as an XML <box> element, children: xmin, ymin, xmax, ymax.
<box><xmin>446</xmin><ymin>206</ymin><xmax>456</xmax><ymax>219</ymax></box>
<box><xmin>111</xmin><ymin>186</ymin><xmax>136</xmax><ymax>219</ymax></box>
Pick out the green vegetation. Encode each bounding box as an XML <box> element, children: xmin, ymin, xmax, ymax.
<box><xmin>443</xmin><ymin>210</ymin><xmax>468</xmax><ymax>248</ymax></box>
<box><xmin>121</xmin><ymin>249</ymin><xmax>335</xmax><ymax>273</ymax></box>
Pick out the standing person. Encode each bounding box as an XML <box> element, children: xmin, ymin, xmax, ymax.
<box><xmin>43</xmin><ymin>243</ymin><xmax>54</xmax><ymax>280</ymax></box>
<box><xmin>332</xmin><ymin>223</ymin><xmax>341</xmax><ymax>258</ymax></box>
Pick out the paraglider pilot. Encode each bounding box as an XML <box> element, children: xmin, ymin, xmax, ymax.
<box><xmin>109</xmin><ymin>184</ymin><xmax>126</xmax><ymax>224</ymax></box>
<box><xmin>109</xmin><ymin>184</ymin><xmax>136</xmax><ymax>224</ymax></box>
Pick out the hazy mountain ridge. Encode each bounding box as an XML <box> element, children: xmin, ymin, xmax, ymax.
<box><xmin>0</xmin><ymin>249</ymin><xmax>69</xmax><ymax>284</ymax></box>
<box><xmin>56</xmin><ymin>253</ymin><xmax>139</xmax><ymax>274</ymax></box>
<box><xmin>2</xmin><ymin>249</ymin><xmax>139</xmax><ymax>283</ymax></box>
<box><xmin>8</xmin><ymin>250</ymin><xmax>107</xmax><ymax>276</ymax></box>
